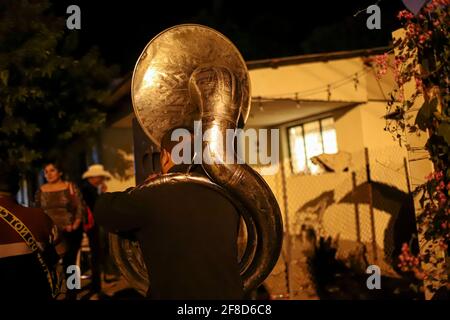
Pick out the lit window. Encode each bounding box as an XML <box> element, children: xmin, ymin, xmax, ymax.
<box><xmin>288</xmin><ymin>117</ymin><xmax>338</xmax><ymax>174</ymax></box>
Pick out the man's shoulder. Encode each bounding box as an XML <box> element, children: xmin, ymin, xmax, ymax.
<box><xmin>1</xmin><ymin>200</ymin><xmax>44</xmax><ymax>217</ymax></box>
<box><xmin>19</xmin><ymin>205</ymin><xmax>53</xmax><ymax>227</ymax></box>
<box><xmin>105</xmin><ymin>176</ymin><xmax>235</xmax><ymax>209</ymax></box>
<box><xmin>0</xmin><ymin>201</ymin><xmax>54</xmax><ymax>237</ymax></box>
<box><xmin>136</xmin><ymin>178</ymin><xmax>218</xmax><ymax>193</ymax></box>
<box><xmin>163</xmin><ymin>179</ymin><xmax>237</xmax><ymax>210</ymax></box>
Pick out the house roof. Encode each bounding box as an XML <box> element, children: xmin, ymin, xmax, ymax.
<box><xmin>246</xmin><ymin>47</ymin><xmax>390</xmax><ymax>70</ymax></box>
<box><xmin>105</xmin><ymin>47</ymin><xmax>390</xmax><ymax>105</ymax></box>
<box><xmin>104</xmin><ymin>47</ymin><xmax>392</xmax><ymax>126</ymax></box>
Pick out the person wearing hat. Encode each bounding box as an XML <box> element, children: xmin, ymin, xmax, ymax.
<box><xmin>80</xmin><ymin>164</ymin><xmax>112</xmax><ymax>296</ymax></box>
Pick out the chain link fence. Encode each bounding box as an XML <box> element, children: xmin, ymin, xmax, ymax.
<box><xmin>254</xmin><ymin>145</ymin><xmax>417</xmax><ymax>298</ymax></box>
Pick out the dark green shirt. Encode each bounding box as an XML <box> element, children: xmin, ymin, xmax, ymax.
<box><xmin>94</xmin><ymin>165</ymin><xmax>243</xmax><ymax>300</ymax></box>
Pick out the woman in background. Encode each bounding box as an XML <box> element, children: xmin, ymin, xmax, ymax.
<box><xmin>35</xmin><ymin>161</ymin><xmax>84</xmax><ymax>300</ymax></box>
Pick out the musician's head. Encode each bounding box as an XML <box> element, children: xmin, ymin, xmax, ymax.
<box><xmin>160</xmin><ymin>127</ymin><xmax>195</xmax><ymax>174</ymax></box>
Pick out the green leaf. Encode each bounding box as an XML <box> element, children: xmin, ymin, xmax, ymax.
<box><xmin>415</xmin><ymin>98</ymin><xmax>438</xmax><ymax>131</ymax></box>
<box><xmin>0</xmin><ymin>0</ymin><xmax>119</xmax><ymax>174</ymax></box>
<box><xmin>0</xmin><ymin>70</ymin><xmax>9</xmax><ymax>86</ymax></box>
<box><xmin>437</xmin><ymin>122</ymin><xmax>450</xmax><ymax>145</ymax></box>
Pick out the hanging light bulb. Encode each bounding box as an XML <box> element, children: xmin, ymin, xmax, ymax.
<box><xmin>258</xmin><ymin>97</ymin><xmax>264</xmax><ymax>111</ymax></box>
<box><xmin>295</xmin><ymin>93</ymin><xmax>301</xmax><ymax>109</ymax></box>
<box><xmin>354</xmin><ymin>72</ymin><xmax>359</xmax><ymax>91</ymax></box>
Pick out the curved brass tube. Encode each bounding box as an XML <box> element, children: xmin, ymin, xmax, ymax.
<box><xmin>189</xmin><ymin>65</ymin><xmax>283</xmax><ymax>292</ymax></box>
<box><xmin>109</xmin><ymin>173</ymin><xmax>257</xmax><ymax>296</ymax></box>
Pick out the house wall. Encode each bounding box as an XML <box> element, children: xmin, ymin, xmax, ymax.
<box><xmin>250</xmin><ymin>57</ymin><xmax>368</xmax><ymax>102</ymax></box>
<box><xmin>99</xmin><ymin>127</ymin><xmax>135</xmax><ymax>192</ymax></box>
<box><xmin>253</xmin><ymin>99</ymin><xmax>412</xmax><ymax>278</ymax></box>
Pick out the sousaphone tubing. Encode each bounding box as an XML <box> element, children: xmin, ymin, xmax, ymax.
<box><xmin>109</xmin><ymin>24</ymin><xmax>283</xmax><ymax>296</ymax></box>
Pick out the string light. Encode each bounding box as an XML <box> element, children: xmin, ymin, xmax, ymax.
<box><xmin>251</xmin><ymin>67</ymin><xmax>371</xmax><ymax>103</ymax></box>
<box><xmin>258</xmin><ymin>97</ymin><xmax>264</xmax><ymax>111</ymax></box>
<box><xmin>295</xmin><ymin>93</ymin><xmax>301</xmax><ymax>109</ymax></box>
<box><xmin>353</xmin><ymin>72</ymin><xmax>359</xmax><ymax>91</ymax></box>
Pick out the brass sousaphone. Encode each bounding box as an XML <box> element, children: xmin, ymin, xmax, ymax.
<box><xmin>109</xmin><ymin>24</ymin><xmax>283</xmax><ymax>296</ymax></box>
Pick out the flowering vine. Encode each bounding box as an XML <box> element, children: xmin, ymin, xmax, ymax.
<box><xmin>371</xmin><ymin>0</ymin><xmax>449</xmax><ymax>295</ymax></box>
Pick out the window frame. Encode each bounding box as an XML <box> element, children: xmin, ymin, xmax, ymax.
<box><xmin>287</xmin><ymin>116</ymin><xmax>338</xmax><ymax>175</ymax></box>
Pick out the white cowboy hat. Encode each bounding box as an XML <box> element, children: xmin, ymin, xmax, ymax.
<box><xmin>82</xmin><ymin>164</ymin><xmax>112</xmax><ymax>180</ymax></box>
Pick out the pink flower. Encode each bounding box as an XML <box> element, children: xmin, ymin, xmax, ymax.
<box><xmin>415</xmin><ymin>77</ymin><xmax>423</xmax><ymax>90</ymax></box>
<box><xmin>373</xmin><ymin>53</ymin><xmax>390</xmax><ymax>79</ymax></box>
<box><xmin>419</xmin><ymin>35</ymin><xmax>427</xmax><ymax>44</ymax></box>
<box><xmin>425</xmin><ymin>0</ymin><xmax>450</xmax><ymax>13</ymax></box>
<box><xmin>398</xmin><ymin>10</ymin><xmax>414</xmax><ymax>20</ymax></box>
<box><xmin>407</xmin><ymin>23</ymin><xmax>417</xmax><ymax>34</ymax></box>
<box><xmin>434</xmin><ymin>171</ymin><xmax>443</xmax><ymax>181</ymax></box>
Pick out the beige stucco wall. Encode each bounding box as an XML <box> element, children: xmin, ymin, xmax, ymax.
<box><xmin>250</xmin><ymin>58</ymin><xmax>368</xmax><ymax>102</ymax></box>
<box><xmin>249</xmin><ymin>55</ymin><xmax>413</xmax><ymax>273</ymax></box>
<box><xmin>254</xmin><ymin>105</ymin><xmax>410</xmax><ymax>276</ymax></box>
<box><xmin>100</xmin><ymin>127</ymin><xmax>135</xmax><ymax>192</ymax></box>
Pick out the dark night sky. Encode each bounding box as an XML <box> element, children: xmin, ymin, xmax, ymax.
<box><xmin>51</xmin><ymin>0</ymin><xmax>405</xmax><ymax>74</ymax></box>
